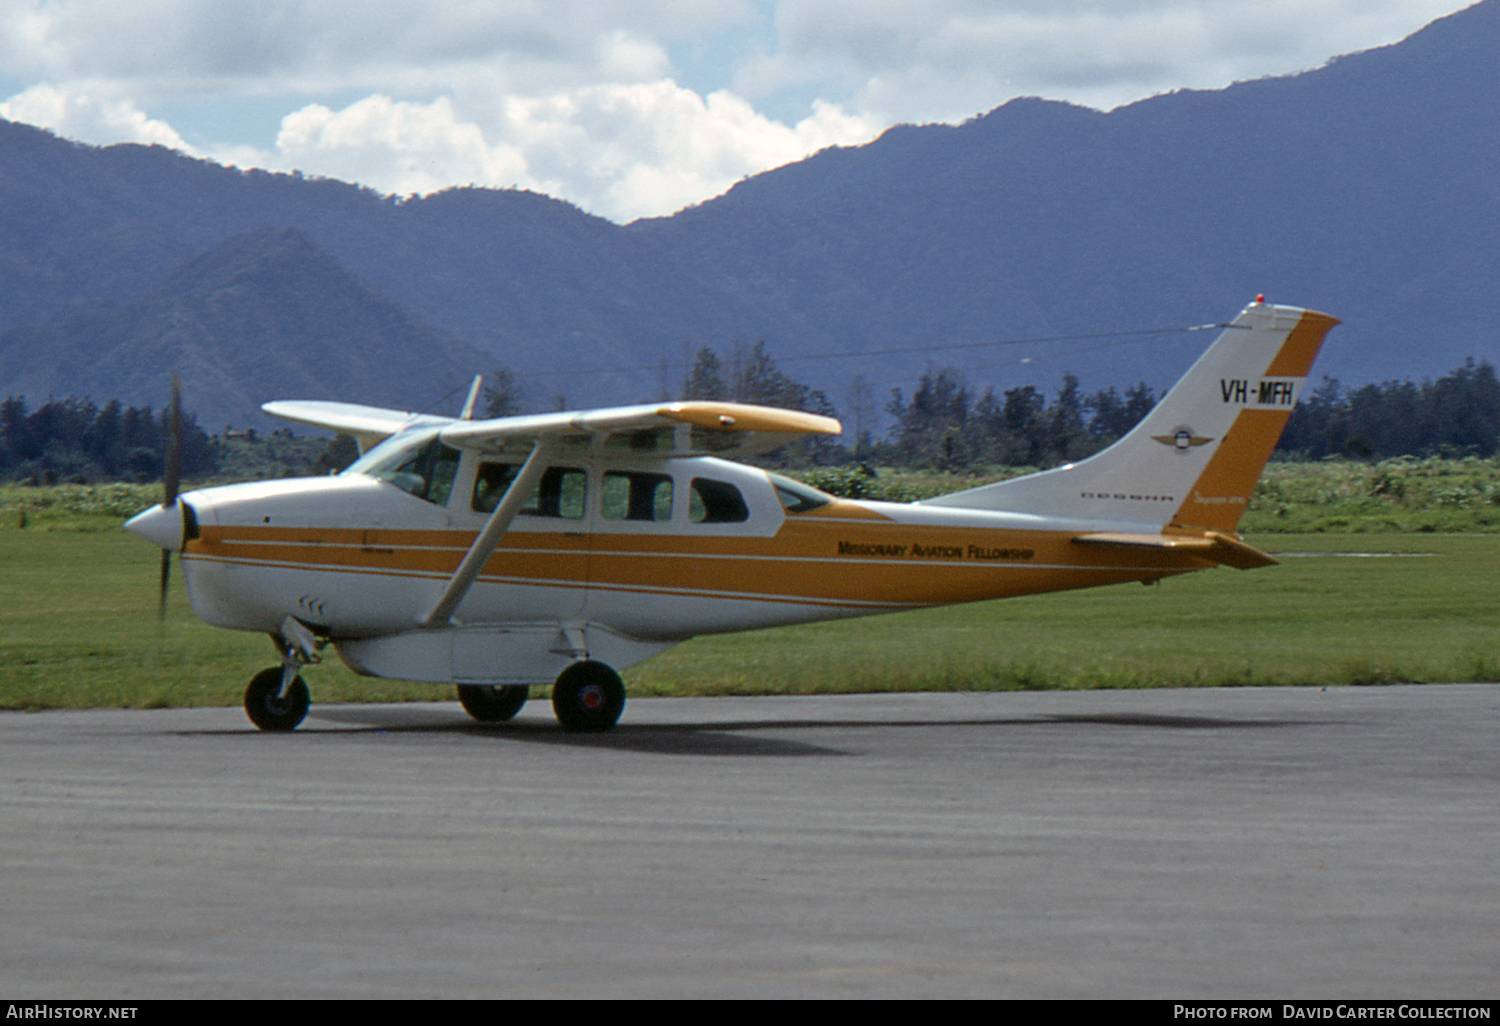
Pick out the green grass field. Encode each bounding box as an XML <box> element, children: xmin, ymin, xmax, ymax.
<box><xmin>5</xmin><ymin>458</ymin><xmax>1500</xmax><ymax>711</ymax></box>
<box><xmin>2</xmin><ymin>521</ymin><xmax>1495</xmax><ymax>712</ymax></box>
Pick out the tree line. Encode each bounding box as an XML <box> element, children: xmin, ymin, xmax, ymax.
<box><xmin>672</xmin><ymin>342</ymin><xmax>1157</xmax><ymax>469</ymax></box>
<box><xmin>7</xmin><ymin>347</ymin><xmax>1500</xmax><ymax>483</ymax></box>
<box><xmin>1280</xmin><ymin>360</ymin><xmax>1500</xmax><ymax>460</ymax></box>
<box><xmin>670</xmin><ymin>342</ymin><xmax>1500</xmax><ymax>468</ymax></box>
<box><xmin>0</xmin><ymin>397</ymin><xmax>216</xmax><ymax>484</ymax></box>
<box><xmin>873</xmin><ymin>359</ymin><xmax>1500</xmax><ymax>468</ymax></box>
<box><xmin>0</xmin><ymin>396</ymin><xmax>350</xmax><ymax>484</ymax></box>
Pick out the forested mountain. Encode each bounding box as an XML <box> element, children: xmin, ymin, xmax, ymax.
<box><xmin>0</xmin><ymin>1</ymin><xmax>1497</xmax><ymax>429</ymax></box>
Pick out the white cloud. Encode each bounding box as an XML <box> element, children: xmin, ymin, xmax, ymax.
<box><xmin>244</xmin><ymin>83</ymin><xmax>877</xmax><ymax>221</ymax></box>
<box><xmin>0</xmin><ymin>82</ymin><xmax>189</xmax><ymax>149</ymax></box>
<box><xmin>271</xmin><ymin>95</ymin><xmax>528</xmax><ymax>198</ymax></box>
<box><xmin>761</xmin><ymin>0</ymin><xmax>1470</xmax><ymax>121</ymax></box>
<box><xmin>0</xmin><ymin>1</ymin><xmax>731</xmax><ymax>94</ymax></box>
<box><xmin>0</xmin><ymin>1</ymin><xmax>1468</xmax><ymax>103</ymax></box>
<box><xmin>531</xmin><ymin>85</ymin><xmax>877</xmax><ymax>220</ymax></box>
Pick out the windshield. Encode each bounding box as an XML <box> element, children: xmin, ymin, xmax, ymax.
<box><xmin>344</xmin><ymin>428</ymin><xmax>460</xmax><ymax>504</ymax></box>
<box><xmin>343</xmin><ymin>427</ymin><xmax>441</xmax><ymax>477</ymax></box>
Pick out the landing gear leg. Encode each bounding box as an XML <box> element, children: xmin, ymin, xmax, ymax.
<box><xmin>551</xmin><ymin>660</ymin><xmax>625</xmax><ymax>733</ymax></box>
<box><xmin>244</xmin><ymin>616</ymin><xmax>323</xmax><ymax>732</ymax></box>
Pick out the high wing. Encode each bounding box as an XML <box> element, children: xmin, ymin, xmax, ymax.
<box><xmin>261</xmin><ymin>400</ymin><xmax>453</xmax><ymax>454</ymax></box>
<box><xmin>263</xmin><ymin>399</ymin><xmax>841</xmax><ymax>458</ymax></box>
<box><xmin>437</xmin><ymin>400</ymin><xmax>841</xmax><ymax>457</ymax></box>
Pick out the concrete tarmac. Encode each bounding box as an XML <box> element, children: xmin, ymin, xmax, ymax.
<box><xmin>1</xmin><ymin>685</ymin><xmax>1496</xmax><ymax>999</ymax></box>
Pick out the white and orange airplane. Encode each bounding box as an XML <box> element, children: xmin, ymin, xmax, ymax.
<box><xmin>125</xmin><ymin>299</ymin><xmax>1337</xmax><ymax>732</ymax></box>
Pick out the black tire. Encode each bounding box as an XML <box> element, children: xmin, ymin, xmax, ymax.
<box><xmin>244</xmin><ymin>667</ymin><xmax>310</xmax><ymax>732</ymax></box>
<box><xmin>456</xmin><ymin>684</ymin><xmax>530</xmax><ymax>722</ymax></box>
<box><xmin>551</xmin><ymin>661</ymin><xmax>625</xmax><ymax>733</ymax></box>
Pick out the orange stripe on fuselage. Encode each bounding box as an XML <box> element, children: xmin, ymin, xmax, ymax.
<box><xmin>186</xmin><ymin>512</ymin><xmax>1213</xmax><ymax>610</ymax></box>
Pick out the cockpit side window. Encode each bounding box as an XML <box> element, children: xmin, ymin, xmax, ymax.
<box><xmin>473</xmin><ymin>462</ymin><xmax>586</xmax><ymax>519</ymax></box>
<box><xmin>364</xmin><ymin>436</ymin><xmax>461</xmax><ymax>505</ymax></box>
<box><xmin>689</xmin><ymin>477</ymin><xmax>749</xmax><ymax>523</ymax></box>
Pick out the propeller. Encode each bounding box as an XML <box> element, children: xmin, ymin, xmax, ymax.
<box><xmin>123</xmin><ymin>373</ymin><xmax>197</xmax><ymax>620</ymax></box>
<box><xmin>158</xmin><ymin>373</ymin><xmax>183</xmax><ymax>618</ymax></box>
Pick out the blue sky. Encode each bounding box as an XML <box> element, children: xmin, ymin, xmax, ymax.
<box><xmin>0</xmin><ymin>1</ymin><xmax>1472</xmax><ymax>222</ymax></box>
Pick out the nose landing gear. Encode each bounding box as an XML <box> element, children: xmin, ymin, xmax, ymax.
<box><xmin>244</xmin><ymin>616</ymin><xmax>323</xmax><ymax>732</ymax></box>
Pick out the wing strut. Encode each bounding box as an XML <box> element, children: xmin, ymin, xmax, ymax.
<box><xmin>458</xmin><ymin>375</ymin><xmax>483</xmax><ymax>420</ymax></box>
<box><xmin>419</xmin><ymin>437</ymin><xmax>558</xmax><ymax>627</ymax></box>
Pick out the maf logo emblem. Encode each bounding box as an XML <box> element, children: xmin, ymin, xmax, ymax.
<box><xmin>1152</xmin><ymin>427</ymin><xmax>1213</xmax><ymax>453</ymax></box>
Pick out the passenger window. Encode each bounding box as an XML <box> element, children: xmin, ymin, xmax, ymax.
<box><xmin>602</xmin><ymin>471</ymin><xmax>674</xmax><ymax>521</ymax></box>
<box><xmin>689</xmin><ymin>477</ymin><xmax>749</xmax><ymax>523</ymax></box>
<box><xmin>473</xmin><ymin>463</ymin><xmax>586</xmax><ymax>519</ymax></box>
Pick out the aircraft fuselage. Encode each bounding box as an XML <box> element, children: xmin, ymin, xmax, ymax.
<box><xmin>160</xmin><ymin>447</ymin><xmax>1206</xmax><ymax>687</ymax></box>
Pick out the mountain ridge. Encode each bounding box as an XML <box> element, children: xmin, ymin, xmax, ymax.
<box><xmin>0</xmin><ymin>1</ymin><xmax>1496</xmax><ymax>428</ymax></box>
<box><xmin>0</xmin><ymin>227</ymin><xmax>486</xmax><ymax>426</ymax></box>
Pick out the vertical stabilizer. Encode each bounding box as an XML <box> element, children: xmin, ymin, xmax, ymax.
<box><xmin>922</xmin><ymin>300</ymin><xmax>1339</xmax><ymax>532</ymax></box>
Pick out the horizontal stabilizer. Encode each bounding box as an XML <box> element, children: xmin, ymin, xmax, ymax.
<box><xmin>1072</xmin><ymin>531</ymin><xmax>1278</xmax><ymax>570</ymax></box>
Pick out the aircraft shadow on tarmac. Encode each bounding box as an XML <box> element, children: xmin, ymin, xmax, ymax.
<box><xmin>173</xmin><ymin>707</ymin><xmax>846</xmax><ymax>757</ymax></box>
<box><xmin>1040</xmin><ymin>712</ymin><xmax>1314</xmax><ymax>729</ymax></box>
<box><xmin>167</xmin><ymin>706</ymin><xmax>1323</xmax><ymax>758</ymax></box>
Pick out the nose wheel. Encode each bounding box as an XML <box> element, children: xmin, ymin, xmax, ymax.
<box><xmin>551</xmin><ymin>660</ymin><xmax>625</xmax><ymax>732</ymax></box>
<box><xmin>244</xmin><ymin>666</ymin><xmax>310</xmax><ymax>731</ymax></box>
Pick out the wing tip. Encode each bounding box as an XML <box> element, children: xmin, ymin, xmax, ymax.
<box><xmin>661</xmin><ymin>401</ymin><xmax>842</xmax><ymax>436</ymax></box>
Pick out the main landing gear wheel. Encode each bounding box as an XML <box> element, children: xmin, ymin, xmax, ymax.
<box><xmin>551</xmin><ymin>660</ymin><xmax>625</xmax><ymax>733</ymax></box>
<box><xmin>244</xmin><ymin>667</ymin><xmax>310</xmax><ymax>732</ymax></box>
<box><xmin>457</xmin><ymin>684</ymin><xmax>530</xmax><ymax>722</ymax></box>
